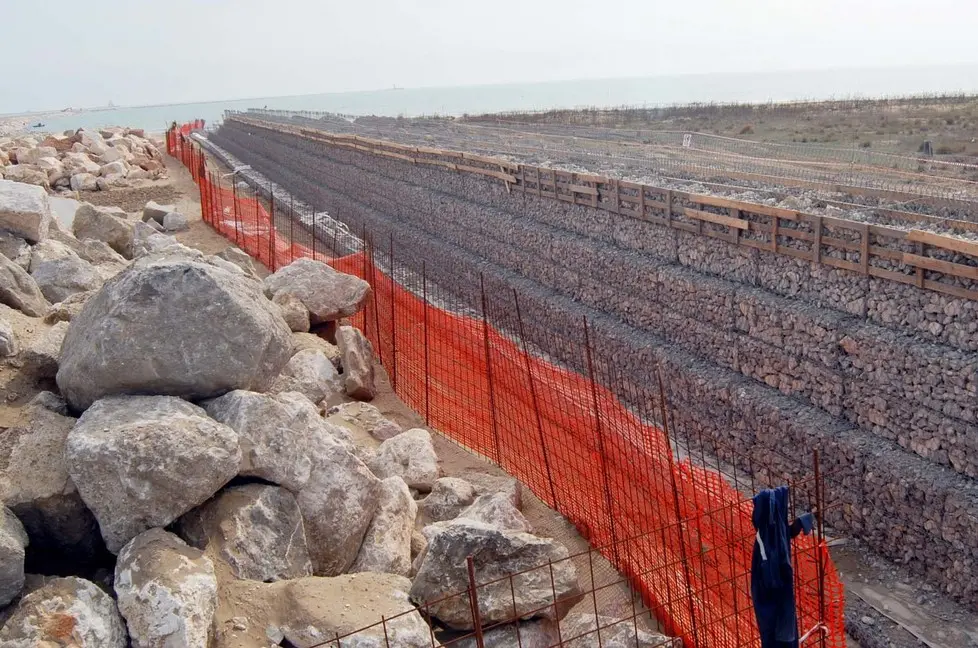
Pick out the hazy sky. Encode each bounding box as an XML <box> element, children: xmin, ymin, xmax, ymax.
<box><xmin>4</xmin><ymin>0</ymin><xmax>977</xmax><ymax>113</ymax></box>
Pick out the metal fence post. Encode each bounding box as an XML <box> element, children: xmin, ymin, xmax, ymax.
<box><xmin>583</xmin><ymin>318</ymin><xmax>621</xmax><ymax>568</ymax></box>
<box><xmin>655</xmin><ymin>365</ymin><xmax>700</xmax><ymax>647</ymax></box>
<box><xmin>422</xmin><ymin>262</ymin><xmax>431</xmax><ymax>425</ymax></box>
<box><xmin>389</xmin><ymin>232</ymin><xmax>398</xmax><ymax>391</ymax></box>
<box><xmin>231</xmin><ymin>177</ymin><xmax>241</xmax><ymax>245</ymax></box>
<box><xmin>289</xmin><ymin>195</ymin><xmax>295</xmax><ymax>263</ymax></box>
<box><xmin>513</xmin><ymin>289</ymin><xmax>559</xmax><ymax>512</ymax></box>
<box><xmin>268</xmin><ymin>183</ymin><xmax>275</xmax><ymax>270</ymax></box>
<box><xmin>466</xmin><ymin>556</ymin><xmax>485</xmax><ymax>648</ymax></box>
<box><xmin>479</xmin><ymin>275</ymin><xmax>502</xmax><ymax>467</ymax></box>
<box><xmin>369</xmin><ymin>233</ymin><xmax>383</xmax><ymax>364</ymax></box>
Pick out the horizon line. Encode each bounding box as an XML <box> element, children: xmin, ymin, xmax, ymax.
<box><xmin>5</xmin><ymin>61</ymin><xmax>978</xmax><ymax>116</ymax></box>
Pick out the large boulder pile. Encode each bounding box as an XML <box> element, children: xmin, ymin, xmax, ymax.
<box><xmin>0</xmin><ymin>188</ymin><xmax>647</xmax><ymax>646</ymax></box>
<box><xmin>0</xmin><ymin>128</ymin><xmax>167</xmax><ymax>193</ymax></box>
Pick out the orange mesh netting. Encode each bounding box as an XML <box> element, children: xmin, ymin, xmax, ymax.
<box><xmin>170</xmin><ymin>127</ymin><xmax>845</xmax><ymax>648</ymax></box>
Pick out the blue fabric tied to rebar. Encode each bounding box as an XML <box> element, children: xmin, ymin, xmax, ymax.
<box><xmin>751</xmin><ymin>485</ymin><xmax>814</xmax><ymax>648</ymax></box>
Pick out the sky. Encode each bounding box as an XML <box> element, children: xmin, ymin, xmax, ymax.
<box><xmin>3</xmin><ymin>0</ymin><xmax>978</xmax><ymax>113</ymax></box>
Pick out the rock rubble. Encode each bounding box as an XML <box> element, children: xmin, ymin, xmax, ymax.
<box><xmin>0</xmin><ymin>127</ymin><xmax>166</xmax><ymax>193</ymax></box>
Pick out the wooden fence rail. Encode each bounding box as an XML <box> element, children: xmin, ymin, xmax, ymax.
<box><xmin>227</xmin><ymin>114</ymin><xmax>978</xmax><ymax>302</ymax></box>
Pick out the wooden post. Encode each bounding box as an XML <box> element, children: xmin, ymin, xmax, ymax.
<box><xmin>860</xmin><ymin>223</ymin><xmax>870</xmax><ymax>274</ymax></box>
<box><xmin>916</xmin><ymin>241</ymin><xmax>926</xmax><ymax>288</ymax></box>
<box><xmin>771</xmin><ymin>215</ymin><xmax>779</xmax><ymax>252</ymax></box>
<box><xmin>639</xmin><ymin>185</ymin><xmax>646</xmax><ymax>220</ymax></box>
<box><xmin>813</xmin><ymin>215</ymin><xmax>823</xmax><ymax>264</ymax></box>
<box><xmin>665</xmin><ymin>190</ymin><xmax>673</xmax><ymax>227</ymax></box>
<box><xmin>614</xmin><ymin>179</ymin><xmax>621</xmax><ymax>215</ymax></box>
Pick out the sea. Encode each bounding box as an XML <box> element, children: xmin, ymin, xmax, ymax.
<box><xmin>18</xmin><ymin>64</ymin><xmax>978</xmax><ymax>135</ymax></box>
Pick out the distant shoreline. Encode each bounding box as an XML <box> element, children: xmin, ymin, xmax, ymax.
<box><xmin>0</xmin><ymin>109</ymin><xmax>84</xmax><ymax>137</ymax></box>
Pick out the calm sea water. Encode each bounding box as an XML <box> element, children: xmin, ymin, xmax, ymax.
<box><xmin>29</xmin><ymin>64</ymin><xmax>978</xmax><ymax>134</ymax></box>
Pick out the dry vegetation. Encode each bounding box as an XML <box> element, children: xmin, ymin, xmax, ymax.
<box><xmin>462</xmin><ymin>94</ymin><xmax>978</xmax><ymax>160</ymax></box>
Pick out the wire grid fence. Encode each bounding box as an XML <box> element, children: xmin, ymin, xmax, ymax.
<box><xmin>243</xmin><ymin>107</ymin><xmax>978</xmax><ymax>205</ymax></box>
<box><xmin>168</xmin><ymin>125</ymin><xmax>846</xmax><ymax>648</ymax></box>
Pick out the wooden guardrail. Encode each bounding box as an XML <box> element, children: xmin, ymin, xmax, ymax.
<box><xmin>228</xmin><ymin>114</ymin><xmax>978</xmax><ymax>302</ymax></box>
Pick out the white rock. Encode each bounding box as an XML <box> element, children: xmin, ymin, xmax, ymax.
<box><xmin>99</xmin><ymin>160</ymin><xmax>128</xmax><ymax>178</ymax></box>
<box><xmin>457</xmin><ymin>492</ymin><xmax>533</xmax><ymax>533</ymax></box>
<box><xmin>72</xmin><ymin>203</ymin><xmax>135</xmax><ymax>258</ymax></box>
<box><xmin>0</xmin><ymin>252</ymin><xmax>50</xmax><ymax>316</ymax></box>
<box><xmin>275</xmin><ymin>574</ymin><xmax>432</xmax><ymax>648</ymax></box>
<box><xmin>177</xmin><ymin>484</ymin><xmax>312</xmax><ymax>582</ymax></box>
<box><xmin>21</xmin><ymin>320</ymin><xmax>68</xmax><ymax>378</ymax></box>
<box><xmin>0</xmin><ymin>316</ymin><xmax>16</xmax><ymax>356</ymax></box>
<box><xmin>17</xmin><ymin>146</ymin><xmax>58</xmax><ymax>165</ymax></box>
<box><xmin>142</xmin><ymin>200</ymin><xmax>174</xmax><ymax>225</ymax></box>
<box><xmin>43</xmin><ymin>289</ymin><xmax>94</xmax><ymax>324</ymax></box>
<box><xmin>205</xmin><ymin>391</ymin><xmax>380</xmax><ymax>576</ymax></box>
<box><xmin>451</xmin><ymin>620</ymin><xmax>556</xmax><ymax>648</ymax></box>
<box><xmin>62</xmin><ymin>152</ymin><xmax>101</xmax><ymax>176</ymax></box>
<box><xmin>2</xmin><ymin>165</ymin><xmax>49</xmax><ymax>189</ymax></box>
<box><xmin>36</xmin><ymin>156</ymin><xmax>66</xmax><ymax>184</ymax></box>
<box><xmin>0</xmin><ymin>507</ymin><xmax>27</xmax><ymax>606</ymax></box>
<box><xmin>263</xmin><ymin>258</ymin><xmax>370</xmax><ymax>324</ymax></box>
<box><xmin>421</xmin><ymin>477</ymin><xmax>477</xmax><ymax>522</ymax></box>
<box><xmin>56</xmin><ymin>254</ymin><xmax>294</xmax><ymax>410</ymax></box>
<box><xmin>336</xmin><ymin>325</ymin><xmax>377</xmax><ymax>400</ymax></box>
<box><xmin>369</xmin><ymin>428</ymin><xmax>440</xmax><ymax>491</ymax></box>
<box><xmin>30</xmin><ymin>248</ymin><xmax>102</xmax><ymax>304</ymax></box>
<box><xmin>0</xmin><ymin>398</ymin><xmax>103</xmax><ymax>567</ymax></box>
<box><xmin>351</xmin><ymin>477</ymin><xmax>417</xmax><ymax>577</ymax></box>
<box><xmin>558</xmin><ymin>614</ymin><xmax>680</xmax><ymax>648</ymax></box>
<box><xmin>272</xmin><ymin>291</ymin><xmax>310</xmax><ymax>332</ymax></box>
<box><xmin>203</xmin><ymin>390</ymin><xmax>354</xmax><ymax>491</ymax></box>
<box><xmin>70</xmin><ymin>172</ymin><xmax>98</xmax><ymax>191</ymax></box>
<box><xmin>291</xmin><ymin>332</ymin><xmax>342</xmax><ymax>367</ymax></box>
<box><xmin>270</xmin><ymin>349</ymin><xmax>343</xmax><ymax>404</ymax></box>
<box><xmin>162</xmin><ymin>212</ymin><xmax>189</xmax><ymax>231</ymax></box>
<box><xmin>115</xmin><ymin>529</ymin><xmax>217</xmax><ymax>648</ymax></box>
<box><xmin>0</xmin><ymin>576</ymin><xmax>127</xmax><ymax>647</ymax></box>
<box><xmin>329</xmin><ymin>401</ymin><xmax>402</xmax><ymax>441</ymax></box>
<box><xmin>215</xmin><ymin>246</ymin><xmax>258</xmax><ymax>277</ymax></box>
<box><xmin>0</xmin><ymin>231</ymin><xmax>31</xmax><ymax>270</ymax></box>
<box><xmin>99</xmin><ymin>147</ymin><xmax>126</xmax><ymax>163</ymax></box>
<box><xmin>0</xmin><ymin>177</ymin><xmax>53</xmax><ymax>242</ymax></box>
<box><xmin>65</xmin><ymin>395</ymin><xmax>241</xmax><ymax>553</ymax></box>
<box><xmin>411</xmin><ymin>521</ymin><xmax>582</xmax><ymax>630</ymax></box>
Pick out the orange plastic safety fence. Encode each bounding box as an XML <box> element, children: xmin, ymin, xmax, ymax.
<box><xmin>169</xmin><ymin>125</ymin><xmax>846</xmax><ymax>648</ymax></box>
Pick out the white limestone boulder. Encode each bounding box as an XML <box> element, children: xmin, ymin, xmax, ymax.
<box><xmin>57</xmin><ymin>254</ymin><xmax>293</xmax><ymax>411</ymax></box>
<box><xmin>65</xmin><ymin>395</ymin><xmax>241</xmax><ymax>553</ymax></box>
<box><xmin>115</xmin><ymin>529</ymin><xmax>217</xmax><ymax>648</ymax></box>
<box><xmin>263</xmin><ymin>258</ymin><xmax>370</xmax><ymax>324</ymax></box>
<box><xmin>0</xmin><ymin>178</ymin><xmax>53</xmax><ymax>242</ymax></box>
